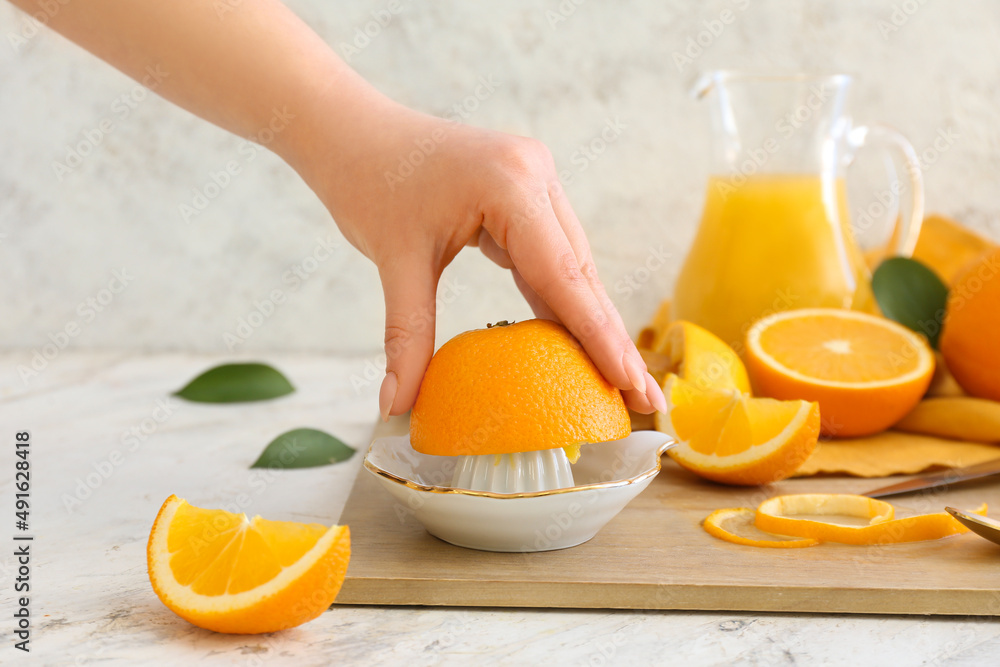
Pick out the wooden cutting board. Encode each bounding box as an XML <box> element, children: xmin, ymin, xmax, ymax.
<box><xmin>335</xmin><ymin>417</ymin><xmax>1000</xmax><ymax>616</ymax></box>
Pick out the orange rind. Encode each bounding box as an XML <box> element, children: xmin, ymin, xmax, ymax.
<box><xmin>410</xmin><ymin>319</ymin><xmax>629</xmax><ymax>459</ymax></box>
<box><xmin>705</xmin><ymin>494</ymin><xmax>989</xmax><ymax>548</ymax></box>
<box><xmin>754</xmin><ymin>494</ymin><xmax>986</xmax><ymax>545</ymax></box>
<box><xmin>755</xmin><ymin>494</ymin><xmax>894</xmax><ymax>544</ymax></box>
<box><xmin>940</xmin><ymin>247</ymin><xmax>1000</xmax><ymax>402</ymax></box>
<box><xmin>703</xmin><ymin>507</ymin><xmax>819</xmax><ymax>548</ymax></box>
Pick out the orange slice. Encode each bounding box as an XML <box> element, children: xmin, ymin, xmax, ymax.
<box><xmin>755</xmin><ymin>494</ymin><xmax>987</xmax><ymax>545</ymax></box>
<box><xmin>746</xmin><ymin>308</ymin><xmax>935</xmax><ymax>437</ymax></box>
<box><xmin>652</xmin><ymin>320</ymin><xmax>751</xmax><ymax>393</ymax></box>
<box><xmin>703</xmin><ymin>507</ymin><xmax>819</xmax><ymax>548</ymax></box>
<box><xmin>657</xmin><ymin>374</ymin><xmax>820</xmax><ymax>485</ymax></box>
<box><xmin>147</xmin><ymin>495</ymin><xmax>350</xmax><ymax>634</ymax></box>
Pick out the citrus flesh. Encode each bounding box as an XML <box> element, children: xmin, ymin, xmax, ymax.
<box><xmin>651</xmin><ymin>320</ymin><xmax>751</xmax><ymax>393</ymax></box>
<box><xmin>746</xmin><ymin>308</ymin><xmax>934</xmax><ymax>437</ymax></box>
<box><xmin>147</xmin><ymin>495</ymin><xmax>350</xmax><ymax>634</ymax></box>
<box><xmin>656</xmin><ymin>374</ymin><xmax>820</xmax><ymax>485</ymax></box>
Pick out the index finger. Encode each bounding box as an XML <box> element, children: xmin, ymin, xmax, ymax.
<box><xmin>547</xmin><ymin>184</ymin><xmax>667</xmax><ymax>413</ymax></box>
<box><xmin>486</xmin><ymin>191</ymin><xmax>638</xmax><ymax>392</ymax></box>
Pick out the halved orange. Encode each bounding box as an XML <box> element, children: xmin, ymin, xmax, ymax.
<box><xmin>652</xmin><ymin>320</ymin><xmax>751</xmax><ymax>393</ymax></box>
<box><xmin>746</xmin><ymin>308</ymin><xmax>935</xmax><ymax>437</ymax></box>
<box><xmin>410</xmin><ymin>319</ymin><xmax>629</xmax><ymax>460</ymax></box>
<box><xmin>656</xmin><ymin>374</ymin><xmax>820</xmax><ymax>485</ymax></box>
<box><xmin>147</xmin><ymin>495</ymin><xmax>350</xmax><ymax>634</ymax></box>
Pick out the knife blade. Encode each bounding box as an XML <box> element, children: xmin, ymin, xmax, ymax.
<box><xmin>862</xmin><ymin>457</ymin><xmax>1000</xmax><ymax>498</ymax></box>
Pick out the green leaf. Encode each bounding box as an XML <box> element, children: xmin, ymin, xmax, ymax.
<box><xmin>251</xmin><ymin>428</ymin><xmax>355</xmax><ymax>469</ymax></box>
<box><xmin>174</xmin><ymin>362</ymin><xmax>295</xmax><ymax>403</ymax></box>
<box><xmin>872</xmin><ymin>257</ymin><xmax>949</xmax><ymax>348</ymax></box>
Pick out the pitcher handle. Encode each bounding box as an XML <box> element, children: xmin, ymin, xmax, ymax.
<box><xmin>847</xmin><ymin>124</ymin><xmax>925</xmax><ymax>257</ymax></box>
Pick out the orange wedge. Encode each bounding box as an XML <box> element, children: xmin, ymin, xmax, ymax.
<box><xmin>703</xmin><ymin>507</ymin><xmax>819</xmax><ymax>548</ymax></box>
<box><xmin>746</xmin><ymin>308</ymin><xmax>935</xmax><ymax>437</ymax></box>
<box><xmin>657</xmin><ymin>374</ymin><xmax>820</xmax><ymax>485</ymax></box>
<box><xmin>147</xmin><ymin>495</ymin><xmax>350</xmax><ymax>634</ymax></box>
<box><xmin>755</xmin><ymin>494</ymin><xmax>987</xmax><ymax>545</ymax></box>
<box><xmin>652</xmin><ymin>320</ymin><xmax>751</xmax><ymax>393</ymax></box>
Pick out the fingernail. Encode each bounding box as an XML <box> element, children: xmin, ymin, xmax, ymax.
<box><xmin>646</xmin><ymin>372</ymin><xmax>668</xmax><ymax>414</ymax></box>
<box><xmin>379</xmin><ymin>371</ymin><xmax>398</xmax><ymax>422</ymax></box>
<box><xmin>622</xmin><ymin>352</ymin><xmax>647</xmax><ymax>394</ymax></box>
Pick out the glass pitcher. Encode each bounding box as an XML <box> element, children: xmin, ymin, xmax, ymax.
<box><xmin>672</xmin><ymin>71</ymin><xmax>924</xmax><ymax>352</ymax></box>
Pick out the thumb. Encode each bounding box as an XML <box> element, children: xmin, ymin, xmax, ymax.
<box><xmin>378</xmin><ymin>263</ymin><xmax>439</xmax><ymax>421</ymax></box>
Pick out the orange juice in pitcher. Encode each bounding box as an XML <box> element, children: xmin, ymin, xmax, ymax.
<box><xmin>673</xmin><ymin>72</ymin><xmax>924</xmax><ymax>351</ymax></box>
<box><xmin>675</xmin><ymin>174</ymin><xmax>875</xmax><ymax>349</ymax></box>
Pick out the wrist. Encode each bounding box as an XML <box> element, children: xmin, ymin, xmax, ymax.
<box><xmin>272</xmin><ymin>61</ymin><xmax>394</xmax><ymax>195</ymax></box>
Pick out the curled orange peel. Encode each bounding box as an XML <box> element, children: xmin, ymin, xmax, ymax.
<box><xmin>868</xmin><ymin>503</ymin><xmax>989</xmax><ymax>544</ymax></box>
<box><xmin>703</xmin><ymin>508</ymin><xmax>819</xmax><ymax>548</ymax></box>
<box><xmin>753</xmin><ymin>494</ymin><xmax>987</xmax><ymax>545</ymax></box>
<box><xmin>754</xmin><ymin>494</ymin><xmax>894</xmax><ymax>545</ymax></box>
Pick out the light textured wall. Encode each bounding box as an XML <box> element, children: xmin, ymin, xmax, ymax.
<box><xmin>2</xmin><ymin>0</ymin><xmax>999</xmax><ymax>357</ymax></box>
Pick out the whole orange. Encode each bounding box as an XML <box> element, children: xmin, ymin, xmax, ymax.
<box><xmin>940</xmin><ymin>247</ymin><xmax>1000</xmax><ymax>401</ymax></box>
<box><xmin>410</xmin><ymin>319</ymin><xmax>630</xmax><ymax>457</ymax></box>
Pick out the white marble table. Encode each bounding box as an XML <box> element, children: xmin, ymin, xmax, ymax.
<box><xmin>1</xmin><ymin>351</ymin><xmax>998</xmax><ymax>666</ymax></box>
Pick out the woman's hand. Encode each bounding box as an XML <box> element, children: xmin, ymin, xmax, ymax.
<box><xmin>292</xmin><ymin>98</ymin><xmax>667</xmax><ymax>419</ymax></box>
<box><xmin>12</xmin><ymin>0</ymin><xmax>666</xmax><ymax>418</ymax></box>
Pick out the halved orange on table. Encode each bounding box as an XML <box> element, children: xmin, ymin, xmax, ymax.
<box><xmin>746</xmin><ymin>308</ymin><xmax>934</xmax><ymax>437</ymax></box>
<box><xmin>147</xmin><ymin>495</ymin><xmax>350</xmax><ymax>634</ymax></box>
